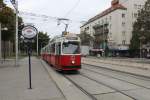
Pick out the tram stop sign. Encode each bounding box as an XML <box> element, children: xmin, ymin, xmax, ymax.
<box><xmin>22</xmin><ymin>25</ymin><xmax>38</xmax><ymax>39</ymax></box>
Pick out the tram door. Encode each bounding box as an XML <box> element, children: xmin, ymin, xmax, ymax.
<box><xmin>55</xmin><ymin>43</ymin><xmax>61</xmax><ymax>69</ymax></box>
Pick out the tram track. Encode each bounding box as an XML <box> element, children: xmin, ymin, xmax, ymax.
<box><xmin>82</xmin><ymin>63</ymin><xmax>150</xmax><ymax>81</ymax></box>
<box><xmin>62</xmin><ymin>62</ymin><xmax>150</xmax><ymax>100</ymax></box>
<box><xmin>63</xmin><ymin>74</ymin><xmax>98</xmax><ymax>100</ymax></box>
<box><xmin>63</xmin><ymin>72</ymin><xmax>137</xmax><ymax>100</ymax></box>
<box><xmin>41</xmin><ymin>58</ymin><xmax>150</xmax><ymax>100</ymax></box>
<box><xmin>78</xmin><ymin>64</ymin><xmax>150</xmax><ymax>100</ymax></box>
<box><xmin>82</xmin><ymin>65</ymin><xmax>150</xmax><ymax>90</ymax></box>
<box><xmin>78</xmin><ymin>72</ymin><xmax>137</xmax><ymax>100</ymax></box>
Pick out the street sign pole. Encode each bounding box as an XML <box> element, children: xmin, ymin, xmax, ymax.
<box><xmin>22</xmin><ymin>25</ymin><xmax>38</xmax><ymax>89</ymax></box>
<box><xmin>28</xmin><ymin>42</ymin><xmax>32</xmax><ymax>89</ymax></box>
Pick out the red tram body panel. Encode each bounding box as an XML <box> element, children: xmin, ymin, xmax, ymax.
<box><xmin>41</xmin><ymin>33</ymin><xmax>81</xmax><ymax>71</ymax></box>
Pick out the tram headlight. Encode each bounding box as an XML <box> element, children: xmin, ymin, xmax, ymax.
<box><xmin>72</xmin><ymin>61</ymin><xmax>75</xmax><ymax>64</ymax></box>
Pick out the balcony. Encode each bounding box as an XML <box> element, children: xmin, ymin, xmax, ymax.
<box><xmin>93</xmin><ymin>23</ymin><xmax>109</xmax><ymax>36</ymax></box>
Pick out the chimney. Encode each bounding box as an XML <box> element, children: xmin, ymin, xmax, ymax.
<box><xmin>111</xmin><ymin>0</ymin><xmax>119</xmax><ymax>6</ymax></box>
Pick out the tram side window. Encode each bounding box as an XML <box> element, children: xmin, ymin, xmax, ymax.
<box><xmin>48</xmin><ymin>45</ymin><xmax>51</xmax><ymax>53</ymax></box>
<box><xmin>62</xmin><ymin>41</ymin><xmax>80</xmax><ymax>54</ymax></box>
<box><xmin>51</xmin><ymin>44</ymin><xmax>55</xmax><ymax>54</ymax></box>
<box><xmin>56</xmin><ymin>43</ymin><xmax>61</xmax><ymax>55</ymax></box>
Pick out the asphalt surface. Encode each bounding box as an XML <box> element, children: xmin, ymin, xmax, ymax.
<box><xmin>1</xmin><ymin>57</ymin><xmax>150</xmax><ymax>100</ymax></box>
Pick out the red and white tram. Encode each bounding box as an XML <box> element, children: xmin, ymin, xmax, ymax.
<box><xmin>41</xmin><ymin>33</ymin><xmax>81</xmax><ymax>71</ymax></box>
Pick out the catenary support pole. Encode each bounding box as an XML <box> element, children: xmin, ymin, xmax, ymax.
<box><xmin>0</xmin><ymin>23</ymin><xmax>2</xmax><ymax>59</ymax></box>
<box><xmin>37</xmin><ymin>33</ymin><xmax>38</xmax><ymax>56</ymax></box>
<box><xmin>15</xmin><ymin>1</ymin><xmax>18</xmax><ymax>66</ymax></box>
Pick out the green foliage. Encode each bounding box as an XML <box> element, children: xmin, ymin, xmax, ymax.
<box><xmin>0</xmin><ymin>6</ymin><xmax>15</xmax><ymax>41</ymax></box>
<box><xmin>130</xmin><ymin>0</ymin><xmax>150</xmax><ymax>50</ymax></box>
<box><xmin>0</xmin><ymin>0</ymin><xmax>4</xmax><ymax>6</ymax></box>
<box><xmin>34</xmin><ymin>31</ymin><xmax>50</xmax><ymax>53</ymax></box>
<box><xmin>79</xmin><ymin>31</ymin><xmax>93</xmax><ymax>45</ymax></box>
<box><xmin>0</xmin><ymin>3</ymin><xmax>23</xmax><ymax>41</ymax></box>
<box><xmin>38</xmin><ymin>31</ymin><xmax>50</xmax><ymax>48</ymax></box>
<box><xmin>19</xmin><ymin>31</ymin><xmax>50</xmax><ymax>54</ymax></box>
<box><xmin>0</xmin><ymin>6</ymin><xmax>15</xmax><ymax>24</ymax></box>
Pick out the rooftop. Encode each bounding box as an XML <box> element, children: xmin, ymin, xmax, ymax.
<box><xmin>81</xmin><ymin>1</ymin><xmax>127</xmax><ymax>28</ymax></box>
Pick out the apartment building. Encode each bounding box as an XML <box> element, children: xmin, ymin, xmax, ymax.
<box><xmin>80</xmin><ymin>0</ymin><xmax>147</xmax><ymax>55</ymax></box>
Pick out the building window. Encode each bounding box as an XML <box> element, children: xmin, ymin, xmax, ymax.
<box><xmin>109</xmin><ymin>24</ymin><xmax>111</xmax><ymax>29</ymax></box>
<box><xmin>102</xmin><ymin>20</ymin><xmax>104</xmax><ymax>24</ymax></box>
<box><xmin>105</xmin><ymin>18</ymin><xmax>108</xmax><ymax>23</ymax></box>
<box><xmin>122</xmin><ymin>31</ymin><xmax>126</xmax><ymax>36</ymax></box>
<box><xmin>134</xmin><ymin>4</ymin><xmax>137</xmax><ymax>9</ymax></box>
<box><xmin>110</xmin><ymin>16</ymin><xmax>111</xmax><ymax>20</ymax></box>
<box><xmin>122</xmin><ymin>40</ymin><xmax>126</xmax><ymax>45</ymax></box>
<box><xmin>138</xmin><ymin>5</ymin><xmax>142</xmax><ymax>9</ymax></box>
<box><xmin>122</xmin><ymin>22</ymin><xmax>125</xmax><ymax>27</ymax></box>
<box><xmin>122</xmin><ymin>14</ymin><xmax>125</xmax><ymax>18</ymax></box>
<box><xmin>134</xmin><ymin>13</ymin><xmax>138</xmax><ymax>18</ymax></box>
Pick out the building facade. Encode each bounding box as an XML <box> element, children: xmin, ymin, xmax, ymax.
<box><xmin>80</xmin><ymin>0</ymin><xmax>147</xmax><ymax>56</ymax></box>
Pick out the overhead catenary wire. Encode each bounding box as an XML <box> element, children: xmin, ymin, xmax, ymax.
<box><xmin>63</xmin><ymin>0</ymin><xmax>81</xmax><ymax>18</ymax></box>
<box><xmin>19</xmin><ymin>11</ymin><xmax>85</xmax><ymax>24</ymax></box>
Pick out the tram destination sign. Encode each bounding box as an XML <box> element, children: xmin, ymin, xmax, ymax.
<box><xmin>22</xmin><ymin>25</ymin><xmax>38</xmax><ymax>39</ymax></box>
<box><xmin>66</xmin><ymin>37</ymin><xmax>78</xmax><ymax>40</ymax></box>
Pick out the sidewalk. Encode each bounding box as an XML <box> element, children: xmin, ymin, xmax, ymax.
<box><xmin>88</xmin><ymin>56</ymin><xmax>150</xmax><ymax>63</ymax></box>
<box><xmin>0</xmin><ymin>57</ymin><xmax>65</xmax><ymax>100</ymax></box>
<box><xmin>82</xmin><ymin>57</ymin><xmax>150</xmax><ymax>78</ymax></box>
<box><xmin>84</xmin><ymin>56</ymin><xmax>150</xmax><ymax>70</ymax></box>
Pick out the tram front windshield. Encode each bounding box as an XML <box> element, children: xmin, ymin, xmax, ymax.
<box><xmin>62</xmin><ymin>41</ymin><xmax>80</xmax><ymax>54</ymax></box>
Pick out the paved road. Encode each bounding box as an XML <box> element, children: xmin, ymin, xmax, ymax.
<box><xmin>65</xmin><ymin>64</ymin><xmax>150</xmax><ymax>100</ymax></box>
<box><xmin>1</xmin><ymin>57</ymin><xmax>150</xmax><ymax>100</ymax></box>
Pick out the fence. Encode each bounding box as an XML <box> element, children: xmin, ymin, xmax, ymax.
<box><xmin>1</xmin><ymin>40</ymin><xmax>14</xmax><ymax>58</ymax></box>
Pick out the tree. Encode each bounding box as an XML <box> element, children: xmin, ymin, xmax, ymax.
<box><xmin>0</xmin><ymin>0</ymin><xmax>4</xmax><ymax>8</ymax></box>
<box><xmin>130</xmin><ymin>0</ymin><xmax>150</xmax><ymax>50</ymax></box>
<box><xmin>0</xmin><ymin>1</ymin><xmax>24</xmax><ymax>57</ymax></box>
<box><xmin>38</xmin><ymin>31</ymin><xmax>50</xmax><ymax>50</ymax></box>
<box><xmin>79</xmin><ymin>31</ymin><xmax>93</xmax><ymax>46</ymax></box>
<box><xmin>0</xmin><ymin>6</ymin><xmax>15</xmax><ymax>41</ymax></box>
<box><xmin>19</xmin><ymin>31</ymin><xmax>50</xmax><ymax>55</ymax></box>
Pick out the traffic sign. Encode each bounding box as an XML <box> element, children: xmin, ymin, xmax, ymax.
<box><xmin>22</xmin><ymin>25</ymin><xmax>38</xmax><ymax>39</ymax></box>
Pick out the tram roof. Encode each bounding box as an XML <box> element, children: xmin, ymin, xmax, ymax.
<box><xmin>49</xmin><ymin>33</ymin><xmax>80</xmax><ymax>43</ymax></box>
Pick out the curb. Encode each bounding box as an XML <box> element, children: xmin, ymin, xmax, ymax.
<box><xmin>41</xmin><ymin>59</ymin><xmax>92</xmax><ymax>100</ymax></box>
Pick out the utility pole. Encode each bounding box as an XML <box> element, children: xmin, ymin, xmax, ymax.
<box><xmin>102</xmin><ymin>21</ymin><xmax>105</xmax><ymax>57</ymax></box>
<box><xmin>0</xmin><ymin>23</ymin><xmax>1</xmax><ymax>59</ymax></box>
<box><xmin>0</xmin><ymin>2</ymin><xmax>3</xmax><ymax>59</ymax></box>
<box><xmin>15</xmin><ymin>1</ymin><xmax>18</xmax><ymax>66</ymax></box>
<box><xmin>10</xmin><ymin>0</ymin><xmax>18</xmax><ymax>66</ymax></box>
<box><xmin>37</xmin><ymin>33</ymin><xmax>38</xmax><ymax>56</ymax></box>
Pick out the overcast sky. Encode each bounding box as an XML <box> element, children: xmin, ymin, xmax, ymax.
<box><xmin>5</xmin><ymin>0</ymin><xmax>112</xmax><ymax>37</ymax></box>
